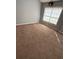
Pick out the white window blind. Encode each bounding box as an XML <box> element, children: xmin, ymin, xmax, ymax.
<box><xmin>43</xmin><ymin>7</ymin><xmax>62</xmax><ymax>25</ymax></box>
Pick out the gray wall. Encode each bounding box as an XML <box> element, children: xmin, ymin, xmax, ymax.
<box><xmin>40</xmin><ymin>1</ymin><xmax>63</xmax><ymax>33</ymax></box>
<box><xmin>16</xmin><ymin>0</ymin><xmax>41</xmax><ymax>24</ymax></box>
<box><xmin>57</xmin><ymin>10</ymin><xmax>63</xmax><ymax>32</ymax></box>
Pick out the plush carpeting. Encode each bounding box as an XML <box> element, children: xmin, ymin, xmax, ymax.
<box><xmin>16</xmin><ymin>23</ymin><xmax>63</xmax><ymax>59</ymax></box>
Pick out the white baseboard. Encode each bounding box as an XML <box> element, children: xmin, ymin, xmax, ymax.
<box><xmin>16</xmin><ymin>22</ymin><xmax>39</xmax><ymax>26</ymax></box>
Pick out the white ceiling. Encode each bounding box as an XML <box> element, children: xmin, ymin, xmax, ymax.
<box><xmin>40</xmin><ymin>0</ymin><xmax>61</xmax><ymax>2</ymax></box>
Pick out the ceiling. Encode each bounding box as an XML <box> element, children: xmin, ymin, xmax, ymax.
<box><xmin>40</xmin><ymin>0</ymin><xmax>62</xmax><ymax>2</ymax></box>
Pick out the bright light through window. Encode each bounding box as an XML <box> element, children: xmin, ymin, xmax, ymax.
<box><xmin>43</xmin><ymin>7</ymin><xmax>62</xmax><ymax>25</ymax></box>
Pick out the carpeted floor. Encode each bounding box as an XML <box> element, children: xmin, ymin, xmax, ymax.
<box><xmin>16</xmin><ymin>23</ymin><xmax>63</xmax><ymax>59</ymax></box>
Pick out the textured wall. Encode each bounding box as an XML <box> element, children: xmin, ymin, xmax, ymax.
<box><xmin>40</xmin><ymin>1</ymin><xmax>63</xmax><ymax>33</ymax></box>
<box><xmin>16</xmin><ymin>0</ymin><xmax>41</xmax><ymax>24</ymax></box>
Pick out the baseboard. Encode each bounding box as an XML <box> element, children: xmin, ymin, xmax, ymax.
<box><xmin>16</xmin><ymin>22</ymin><xmax>39</xmax><ymax>26</ymax></box>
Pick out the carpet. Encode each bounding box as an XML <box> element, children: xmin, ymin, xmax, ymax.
<box><xmin>16</xmin><ymin>23</ymin><xmax>62</xmax><ymax>59</ymax></box>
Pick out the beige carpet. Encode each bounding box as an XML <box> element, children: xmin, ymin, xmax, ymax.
<box><xmin>16</xmin><ymin>23</ymin><xmax>63</xmax><ymax>59</ymax></box>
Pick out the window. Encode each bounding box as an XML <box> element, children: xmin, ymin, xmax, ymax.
<box><xmin>43</xmin><ymin>7</ymin><xmax>62</xmax><ymax>25</ymax></box>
